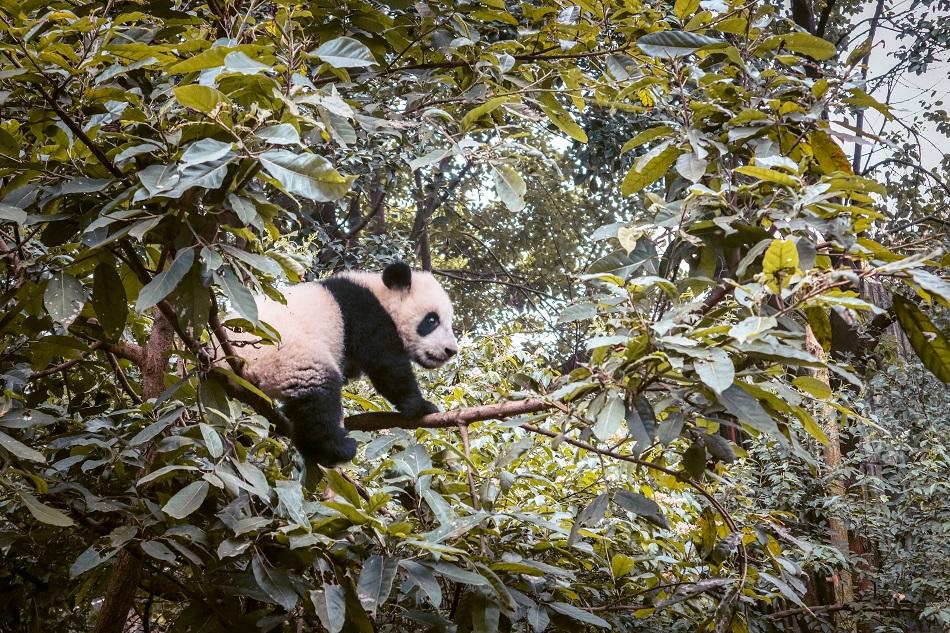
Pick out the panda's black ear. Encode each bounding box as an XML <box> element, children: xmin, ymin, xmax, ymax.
<box><xmin>382</xmin><ymin>262</ymin><xmax>412</xmax><ymax>290</ymax></box>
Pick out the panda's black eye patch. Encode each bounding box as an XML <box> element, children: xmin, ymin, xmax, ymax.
<box><xmin>417</xmin><ymin>312</ymin><xmax>440</xmax><ymax>336</ymax></box>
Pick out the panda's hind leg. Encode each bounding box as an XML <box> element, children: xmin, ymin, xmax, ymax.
<box><xmin>281</xmin><ymin>370</ymin><xmax>356</xmax><ymax>467</ymax></box>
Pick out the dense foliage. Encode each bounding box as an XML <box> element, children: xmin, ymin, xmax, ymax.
<box><xmin>0</xmin><ymin>1</ymin><xmax>948</xmax><ymax>632</ymax></box>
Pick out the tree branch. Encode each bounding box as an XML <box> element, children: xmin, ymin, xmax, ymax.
<box><xmin>29</xmin><ymin>342</ymin><xmax>103</xmax><ymax>378</ymax></box>
<box><xmin>344</xmin><ymin>398</ymin><xmax>551</xmax><ymax>431</ymax></box>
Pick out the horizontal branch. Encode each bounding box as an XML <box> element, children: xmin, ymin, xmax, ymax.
<box><xmin>344</xmin><ymin>398</ymin><xmax>551</xmax><ymax>431</ymax></box>
<box><xmin>767</xmin><ymin>603</ymin><xmax>921</xmax><ymax>619</ymax></box>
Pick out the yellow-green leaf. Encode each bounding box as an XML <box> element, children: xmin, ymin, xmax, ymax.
<box><xmin>735</xmin><ymin>165</ymin><xmax>798</xmax><ymax>187</ymax></box>
<box><xmin>793</xmin><ymin>375</ymin><xmax>832</xmax><ymax>399</ymax></box>
<box><xmin>621</xmin><ymin>126</ymin><xmax>674</xmax><ymax>154</ymax></box>
<box><xmin>674</xmin><ymin>0</ymin><xmax>700</xmax><ymax>19</ymax></box>
<box><xmin>460</xmin><ymin>96</ymin><xmax>509</xmax><ymax>131</ymax></box>
<box><xmin>21</xmin><ymin>492</ymin><xmax>74</xmax><ymax>527</ymax></box>
<box><xmin>845</xmin><ymin>88</ymin><xmax>893</xmax><ymax>120</ymax></box>
<box><xmin>762</xmin><ymin>239</ymin><xmax>799</xmax><ymax>275</ymax></box>
<box><xmin>893</xmin><ymin>295</ymin><xmax>950</xmax><ymax>383</ymax></box>
<box><xmin>847</xmin><ymin>37</ymin><xmax>873</xmax><ymax>66</ymax></box>
<box><xmin>810</xmin><ymin>130</ymin><xmax>852</xmax><ymax>174</ymax></box>
<box><xmin>174</xmin><ymin>85</ymin><xmax>225</xmax><ymax>114</ymax></box>
<box><xmin>611</xmin><ymin>553</ymin><xmax>635</xmax><ymax>577</ymax></box>
<box><xmin>621</xmin><ymin>145</ymin><xmax>680</xmax><ymax>196</ymax></box>
<box><xmin>792</xmin><ymin>407</ymin><xmax>829</xmax><ymax>446</ymax></box>
<box><xmin>777</xmin><ymin>32</ymin><xmax>837</xmax><ymax>60</ymax></box>
<box><xmin>538</xmin><ymin>93</ymin><xmax>588</xmax><ymax>143</ymax></box>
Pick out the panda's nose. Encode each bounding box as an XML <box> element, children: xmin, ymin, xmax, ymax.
<box><xmin>444</xmin><ymin>346</ymin><xmax>457</xmax><ymax>358</ymax></box>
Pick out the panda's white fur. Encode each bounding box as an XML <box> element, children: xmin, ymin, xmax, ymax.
<box><xmin>226</xmin><ymin>263</ymin><xmax>457</xmax><ymax>466</ymax></box>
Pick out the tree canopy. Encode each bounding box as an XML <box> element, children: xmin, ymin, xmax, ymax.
<box><xmin>1</xmin><ymin>1</ymin><xmax>949</xmax><ymax>632</ymax></box>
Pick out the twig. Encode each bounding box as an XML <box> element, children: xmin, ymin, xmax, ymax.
<box><xmin>29</xmin><ymin>342</ymin><xmax>103</xmax><ymax>378</ymax></box>
<box><xmin>105</xmin><ymin>351</ymin><xmax>142</xmax><ymax>404</ymax></box>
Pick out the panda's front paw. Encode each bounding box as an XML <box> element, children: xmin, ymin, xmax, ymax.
<box><xmin>399</xmin><ymin>398</ymin><xmax>439</xmax><ymax>419</ymax></box>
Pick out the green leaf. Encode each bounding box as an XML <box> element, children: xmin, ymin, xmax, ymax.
<box><xmin>471</xmin><ymin>590</ymin><xmax>501</xmax><ymax>633</ymax></box>
<box><xmin>215</xmin><ymin>267</ymin><xmax>258</xmax><ymax>325</ymax></box>
<box><xmin>592</xmin><ymin>391</ymin><xmax>625</xmax><ymax>441</ymax></box>
<box><xmin>810</xmin><ymin>130</ymin><xmax>852</xmax><ymax>174</ymax></box>
<box><xmin>198</xmin><ymin>422</ymin><xmax>224</xmax><ymax>458</ymax></box>
<box><xmin>167</xmin><ymin>48</ymin><xmax>228</xmax><ymax>73</ymax></box>
<box><xmin>762</xmin><ymin>239</ymin><xmax>800</xmax><ymax>274</ymax></box>
<box><xmin>682</xmin><ymin>440</ymin><xmax>706</xmax><ymax>478</ymax></box>
<box><xmin>252</xmin><ymin>552</ymin><xmax>299</xmax><ymax>611</ymax></box>
<box><xmin>357</xmin><ymin>555</ymin><xmax>399</xmax><ymax>615</ymax></box>
<box><xmin>558</xmin><ymin>302</ymin><xmax>597</xmax><ymax>323</ymax></box>
<box><xmin>493</xmin><ymin>165</ymin><xmax>527</xmax><ymax>212</ymax></box>
<box><xmin>0</xmin><ymin>430</ymin><xmax>46</xmax><ymax>462</ymax></box>
<box><xmin>0</xmin><ymin>203</ymin><xmax>27</xmax><ymax>225</ymax></box>
<box><xmin>549</xmin><ymin>602</ymin><xmax>611</xmax><ymax>628</ymax></box>
<box><xmin>259</xmin><ymin>150</ymin><xmax>355</xmax><ymax>202</ymax></box>
<box><xmin>173</xmin><ymin>84</ymin><xmax>225</xmax><ymax>114</ymax></box>
<box><xmin>162</xmin><ymin>480</ymin><xmax>209</xmax><ymax>519</ymax></box>
<box><xmin>893</xmin><ymin>295</ymin><xmax>950</xmax><ymax>383</ymax></box>
<box><xmin>793</xmin><ymin>375</ymin><xmax>832</xmax><ymax>399</ymax></box>
<box><xmin>92</xmin><ymin>263</ymin><xmax>127</xmax><ymax>341</ymax></box>
<box><xmin>180</xmin><ymin>138</ymin><xmax>233</xmax><ymax>165</ymax></box>
<box><xmin>736</xmin><ymin>165</ymin><xmax>798</xmax><ymax>187</ymax></box>
<box><xmin>844</xmin><ymin>88</ymin><xmax>893</xmax><ymax>120</ymax></box>
<box><xmin>675</xmin><ymin>152</ymin><xmax>707</xmax><ymax>183</ymax></box>
<box><xmin>223</xmin><ymin>51</ymin><xmax>270</xmax><ymax>74</ymax></box>
<box><xmin>44</xmin><ymin>272</ymin><xmax>88</xmax><ymax>327</ymax></box>
<box><xmin>637</xmin><ymin>30</ymin><xmax>723</xmax><ymax>58</ymax></box>
<box><xmin>910</xmin><ymin>269</ymin><xmax>950</xmax><ymax>307</ymax></box>
<box><xmin>460</xmin><ymin>96</ymin><xmax>509</xmax><ymax>130</ymax></box>
<box><xmin>611</xmin><ymin>553</ymin><xmax>635</xmax><ymax>577</ymax></box>
<box><xmin>674</xmin><ymin>0</ymin><xmax>700</xmax><ymax>19</ymax></box>
<box><xmin>256</xmin><ymin>123</ymin><xmax>301</xmax><ymax>145</ymax></box>
<box><xmin>620</xmin><ymin>125</ymin><xmax>674</xmax><ymax>154</ymax></box>
<box><xmin>136</xmin><ymin>247</ymin><xmax>194</xmax><ymax>312</ymax></box>
<box><xmin>310</xmin><ymin>585</ymin><xmax>346</xmax><ymax>633</ymax></box>
<box><xmin>777</xmin><ymin>32</ymin><xmax>837</xmax><ymax>60</ymax></box>
<box><xmin>141</xmin><ymin>540</ymin><xmax>177</xmax><ymax>563</ymax></box>
<box><xmin>694</xmin><ymin>348</ymin><xmax>734</xmax><ymax>395</ymax></box>
<box><xmin>846</xmin><ymin>37</ymin><xmax>873</xmax><ymax>66</ymax></box>
<box><xmin>312</xmin><ymin>36</ymin><xmax>377</xmax><ymax>68</ymax></box>
<box><xmin>568</xmin><ymin>492</ymin><xmax>609</xmax><ymax>545</ymax></box>
<box><xmin>621</xmin><ymin>144</ymin><xmax>680</xmax><ymax>196</ymax></box>
<box><xmin>792</xmin><ymin>407</ymin><xmax>829</xmax><ymax>446</ymax></box>
<box><xmin>717</xmin><ymin>384</ymin><xmax>781</xmax><ymax>436</ymax></box>
<box><xmin>70</xmin><ymin>546</ymin><xmax>106</xmax><ymax>578</ymax></box>
<box><xmin>613</xmin><ymin>490</ymin><xmax>669</xmax><ymax>529</ymax></box>
<box><xmin>401</xmin><ymin>560</ymin><xmax>442</xmax><ymax>608</ymax></box>
<box><xmin>538</xmin><ymin>92</ymin><xmax>588</xmax><ymax>143</ymax></box>
<box><xmin>20</xmin><ymin>492</ymin><xmax>73</xmax><ymax>526</ymax></box>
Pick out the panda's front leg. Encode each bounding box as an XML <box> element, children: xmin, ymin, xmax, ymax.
<box><xmin>281</xmin><ymin>371</ymin><xmax>357</xmax><ymax>467</ymax></box>
<box><xmin>364</xmin><ymin>358</ymin><xmax>438</xmax><ymax>419</ymax></box>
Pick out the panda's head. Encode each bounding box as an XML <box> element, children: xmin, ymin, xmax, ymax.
<box><xmin>379</xmin><ymin>262</ymin><xmax>458</xmax><ymax>369</ymax></box>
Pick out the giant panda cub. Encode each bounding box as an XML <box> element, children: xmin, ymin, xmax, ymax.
<box><xmin>228</xmin><ymin>262</ymin><xmax>458</xmax><ymax>467</ymax></box>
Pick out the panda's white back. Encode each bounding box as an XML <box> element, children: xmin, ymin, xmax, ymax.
<box><xmin>230</xmin><ymin>282</ymin><xmax>344</xmax><ymax>398</ymax></box>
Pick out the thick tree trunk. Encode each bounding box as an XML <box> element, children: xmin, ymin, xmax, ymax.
<box><xmin>95</xmin><ymin>315</ymin><xmax>174</xmax><ymax>633</ymax></box>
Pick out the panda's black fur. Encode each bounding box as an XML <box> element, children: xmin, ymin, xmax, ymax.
<box><xmin>229</xmin><ymin>262</ymin><xmax>457</xmax><ymax>466</ymax></box>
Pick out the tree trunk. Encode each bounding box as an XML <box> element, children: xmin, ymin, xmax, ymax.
<box><xmin>804</xmin><ymin>325</ymin><xmax>855</xmax><ymax>616</ymax></box>
<box><xmin>95</xmin><ymin>315</ymin><xmax>175</xmax><ymax>633</ymax></box>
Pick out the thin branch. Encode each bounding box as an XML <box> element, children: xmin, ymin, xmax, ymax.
<box><xmin>29</xmin><ymin>342</ymin><xmax>103</xmax><ymax>378</ymax></box>
<box><xmin>433</xmin><ymin>268</ymin><xmax>558</xmax><ymax>300</ymax></box>
<box><xmin>105</xmin><ymin>351</ymin><xmax>142</xmax><ymax>404</ymax></box>
<box><xmin>768</xmin><ymin>603</ymin><xmax>920</xmax><ymax>619</ymax></box>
